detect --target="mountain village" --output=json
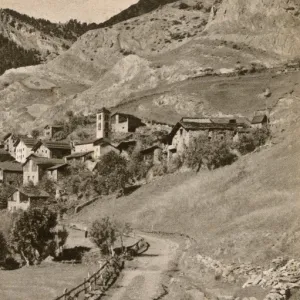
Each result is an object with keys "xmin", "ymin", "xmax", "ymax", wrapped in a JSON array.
[{"xmin": 0, "ymin": 107, "xmax": 269, "ymax": 212}]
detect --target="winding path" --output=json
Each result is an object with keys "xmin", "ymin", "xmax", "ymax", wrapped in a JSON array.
[{"xmin": 103, "ymin": 234, "xmax": 179, "ymax": 300}]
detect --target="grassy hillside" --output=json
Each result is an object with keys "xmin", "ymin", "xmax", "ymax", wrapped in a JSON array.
[{"xmin": 73, "ymin": 110, "xmax": 300, "ymax": 266}]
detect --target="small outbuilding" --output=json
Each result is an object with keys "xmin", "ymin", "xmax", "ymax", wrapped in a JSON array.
[
  {"xmin": 7, "ymin": 188, "xmax": 50, "ymax": 212},
  {"xmin": 0, "ymin": 162, "xmax": 23, "ymax": 186},
  {"xmin": 140, "ymin": 145, "xmax": 162, "ymax": 165},
  {"xmin": 111, "ymin": 113, "xmax": 144, "ymax": 133},
  {"xmin": 65, "ymin": 151, "xmax": 94, "ymax": 163},
  {"xmin": 47, "ymin": 164, "xmax": 69, "ymax": 182}
]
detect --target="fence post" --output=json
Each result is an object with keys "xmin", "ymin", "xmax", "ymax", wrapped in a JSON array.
[
  {"xmin": 64, "ymin": 288, "xmax": 68, "ymax": 300},
  {"xmin": 84, "ymin": 277, "xmax": 87, "ymax": 294}
]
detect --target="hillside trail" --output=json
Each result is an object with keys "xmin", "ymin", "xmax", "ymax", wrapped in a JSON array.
[
  {"xmin": 102, "ymin": 233, "xmax": 180, "ymax": 300},
  {"xmin": 64, "ymin": 223, "xmax": 181, "ymax": 299}
]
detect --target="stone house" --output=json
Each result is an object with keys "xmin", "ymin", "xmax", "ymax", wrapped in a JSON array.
[
  {"xmin": 7, "ymin": 188, "xmax": 49, "ymax": 212},
  {"xmin": 65, "ymin": 151, "xmax": 94, "ymax": 164},
  {"xmin": 251, "ymin": 115, "xmax": 269, "ymax": 129},
  {"xmin": 0, "ymin": 162, "xmax": 23, "ymax": 186},
  {"xmin": 15, "ymin": 137, "xmax": 37, "ymax": 163},
  {"xmin": 32, "ymin": 141, "xmax": 71, "ymax": 159},
  {"xmin": 111, "ymin": 113, "xmax": 144, "ymax": 133},
  {"xmin": 47, "ymin": 164, "xmax": 69, "ymax": 182},
  {"xmin": 23, "ymin": 155, "xmax": 65, "ymax": 185},
  {"xmin": 43, "ymin": 125, "xmax": 64, "ymax": 139},
  {"xmin": 73, "ymin": 138, "xmax": 119, "ymax": 160},
  {"xmin": 140, "ymin": 145, "xmax": 162, "ymax": 165},
  {"xmin": 3, "ymin": 133, "xmax": 19, "ymax": 158},
  {"xmin": 167, "ymin": 120, "xmax": 240, "ymax": 158}
]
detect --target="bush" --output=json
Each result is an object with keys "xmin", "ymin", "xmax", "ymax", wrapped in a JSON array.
[
  {"xmin": 31, "ymin": 129, "xmax": 40, "ymax": 139},
  {"xmin": 89, "ymin": 217, "xmax": 117, "ymax": 255},
  {"xmin": 0, "ymin": 231, "xmax": 8, "ymax": 263},
  {"xmin": 168, "ymin": 154, "xmax": 184, "ymax": 173}
]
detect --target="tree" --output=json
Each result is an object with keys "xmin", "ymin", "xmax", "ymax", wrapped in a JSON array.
[
  {"xmin": 115, "ymin": 222, "xmax": 132, "ymax": 251},
  {"xmin": 94, "ymin": 151, "xmax": 130, "ymax": 195},
  {"xmin": 234, "ymin": 127, "xmax": 270, "ymax": 155},
  {"xmin": 127, "ymin": 148, "xmax": 151, "ymax": 181},
  {"xmin": 185, "ymin": 136, "xmax": 237, "ymax": 171},
  {"xmin": 31, "ymin": 129, "xmax": 40, "ymax": 139},
  {"xmin": 89, "ymin": 217, "xmax": 117, "ymax": 255},
  {"xmin": 66, "ymin": 110, "xmax": 74, "ymax": 119},
  {"xmin": 9, "ymin": 207, "xmax": 60, "ymax": 265},
  {"xmin": 0, "ymin": 231, "xmax": 8, "ymax": 263}
]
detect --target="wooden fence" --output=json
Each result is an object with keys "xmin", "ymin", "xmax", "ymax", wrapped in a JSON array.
[{"xmin": 54, "ymin": 257, "xmax": 123, "ymax": 300}]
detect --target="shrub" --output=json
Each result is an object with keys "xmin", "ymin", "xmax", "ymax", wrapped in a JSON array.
[
  {"xmin": 0, "ymin": 231, "xmax": 8, "ymax": 263},
  {"xmin": 179, "ymin": 2, "xmax": 190, "ymax": 9},
  {"xmin": 168, "ymin": 154, "xmax": 184, "ymax": 173},
  {"xmin": 31, "ymin": 129, "xmax": 40, "ymax": 139},
  {"xmin": 89, "ymin": 217, "xmax": 117, "ymax": 255}
]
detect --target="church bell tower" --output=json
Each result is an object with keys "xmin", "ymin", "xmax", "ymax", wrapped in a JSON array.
[{"xmin": 96, "ymin": 107, "xmax": 111, "ymax": 139}]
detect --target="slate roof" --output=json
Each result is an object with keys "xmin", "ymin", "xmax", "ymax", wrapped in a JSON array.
[
  {"xmin": 0, "ymin": 162, "xmax": 23, "ymax": 172},
  {"xmin": 116, "ymin": 140, "xmax": 137, "ymax": 150},
  {"xmin": 32, "ymin": 141, "xmax": 71, "ymax": 152},
  {"xmin": 24, "ymin": 155, "xmax": 65, "ymax": 166},
  {"xmin": 180, "ymin": 122, "xmax": 238, "ymax": 130},
  {"xmin": 111, "ymin": 112, "xmax": 141, "ymax": 121},
  {"xmin": 17, "ymin": 188, "xmax": 49, "ymax": 198},
  {"xmin": 44, "ymin": 125, "xmax": 63, "ymax": 129},
  {"xmin": 66, "ymin": 151, "xmax": 94, "ymax": 159},
  {"xmin": 3, "ymin": 133, "xmax": 12, "ymax": 141},
  {"xmin": 14, "ymin": 137, "xmax": 37, "ymax": 147},
  {"xmin": 47, "ymin": 163, "xmax": 68, "ymax": 171},
  {"xmin": 140, "ymin": 145, "xmax": 162, "ymax": 155},
  {"xmin": 75, "ymin": 138, "xmax": 112, "ymax": 146},
  {"xmin": 169, "ymin": 121, "xmax": 239, "ymax": 140},
  {"xmin": 251, "ymin": 115, "xmax": 267, "ymax": 124}
]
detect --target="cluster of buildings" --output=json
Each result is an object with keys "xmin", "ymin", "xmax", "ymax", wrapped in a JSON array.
[{"xmin": 0, "ymin": 107, "xmax": 268, "ymax": 212}]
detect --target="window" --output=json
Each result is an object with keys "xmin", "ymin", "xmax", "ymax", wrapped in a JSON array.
[
  {"xmin": 180, "ymin": 129, "xmax": 183, "ymax": 136},
  {"xmin": 98, "ymin": 123, "xmax": 102, "ymax": 130}
]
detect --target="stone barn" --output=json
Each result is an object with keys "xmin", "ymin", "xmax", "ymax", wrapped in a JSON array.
[
  {"xmin": 7, "ymin": 188, "xmax": 49, "ymax": 212},
  {"xmin": 0, "ymin": 162, "xmax": 23, "ymax": 186},
  {"xmin": 111, "ymin": 113, "xmax": 144, "ymax": 133}
]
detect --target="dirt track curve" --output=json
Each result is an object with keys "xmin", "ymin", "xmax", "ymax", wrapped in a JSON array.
[{"xmin": 103, "ymin": 233, "xmax": 180, "ymax": 300}]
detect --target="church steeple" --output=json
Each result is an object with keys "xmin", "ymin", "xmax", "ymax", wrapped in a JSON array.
[{"xmin": 96, "ymin": 107, "xmax": 111, "ymax": 139}]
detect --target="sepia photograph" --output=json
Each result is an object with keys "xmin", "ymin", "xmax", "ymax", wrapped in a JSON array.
[{"xmin": 0, "ymin": 0, "xmax": 299, "ymax": 299}]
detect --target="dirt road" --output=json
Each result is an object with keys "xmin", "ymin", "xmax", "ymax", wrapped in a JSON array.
[{"xmin": 103, "ymin": 233, "xmax": 180, "ymax": 300}]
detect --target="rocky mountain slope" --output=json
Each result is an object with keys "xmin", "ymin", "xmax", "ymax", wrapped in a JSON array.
[{"xmin": 0, "ymin": 0, "xmax": 300, "ymax": 132}]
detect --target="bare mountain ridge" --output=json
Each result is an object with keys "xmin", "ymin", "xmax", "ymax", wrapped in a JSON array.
[{"xmin": 0, "ymin": 0, "xmax": 300, "ymax": 132}]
